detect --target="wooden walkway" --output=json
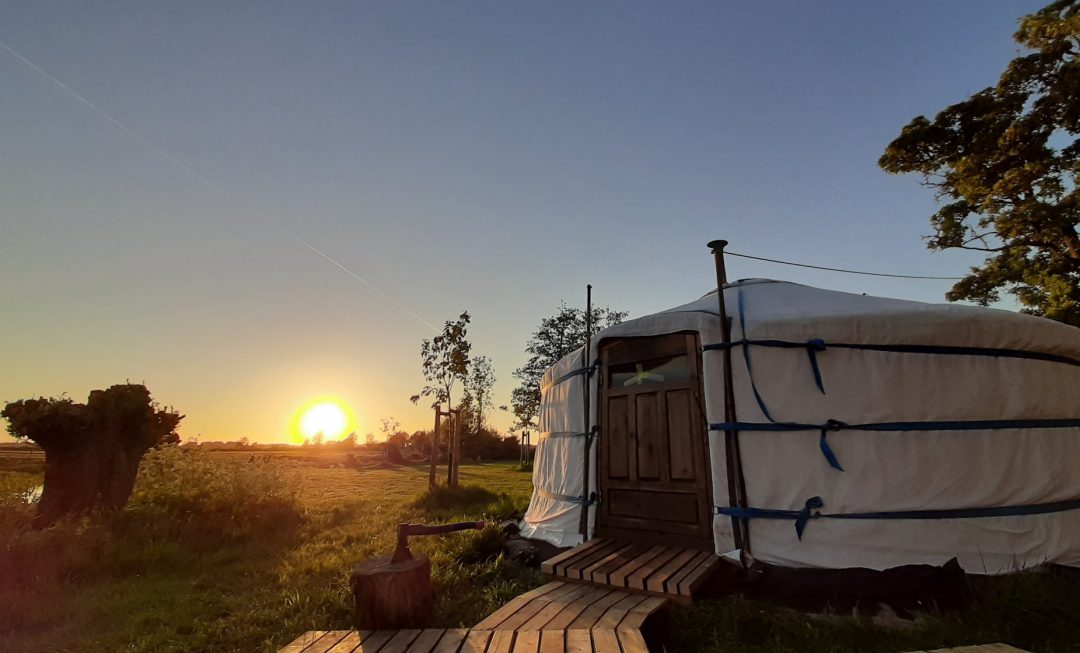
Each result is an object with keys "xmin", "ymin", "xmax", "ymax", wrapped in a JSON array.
[
  {"xmin": 912, "ymin": 646, "xmax": 1029, "ymax": 653},
  {"xmin": 279, "ymin": 627, "xmax": 648, "ymax": 653},
  {"xmin": 539, "ymin": 538, "xmax": 720, "ymax": 602},
  {"xmin": 473, "ymin": 581, "xmax": 666, "ymax": 632},
  {"xmin": 280, "ymin": 581, "xmax": 665, "ymax": 653}
]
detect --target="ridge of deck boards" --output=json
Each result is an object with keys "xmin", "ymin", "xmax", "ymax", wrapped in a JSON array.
[
  {"xmin": 279, "ymin": 627, "xmax": 650, "ymax": 653},
  {"xmin": 472, "ymin": 581, "xmax": 666, "ymax": 632},
  {"xmin": 540, "ymin": 538, "xmax": 720, "ymax": 601},
  {"xmin": 280, "ymin": 581, "xmax": 664, "ymax": 653}
]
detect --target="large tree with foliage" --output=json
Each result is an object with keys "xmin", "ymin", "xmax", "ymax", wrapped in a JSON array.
[
  {"xmin": 2, "ymin": 384, "xmax": 182, "ymax": 526},
  {"xmin": 460, "ymin": 354, "xmax": 495, "ymax": 433},
  {"xmin": 511, "ymin": 303, "xmax": 628, "ymax": 431},
  {"xmin": 879, "ymin": 0, "xmax": 1080, "ymax": 324}
]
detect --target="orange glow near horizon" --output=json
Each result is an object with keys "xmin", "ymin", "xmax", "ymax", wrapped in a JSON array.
[{"xmin": 291, "ymin": 397, "xmax": 356, "ymax": 443}]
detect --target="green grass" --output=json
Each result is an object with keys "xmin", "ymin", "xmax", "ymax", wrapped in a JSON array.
[
  {"xmin": 4, "ymin": 446, "xmax": 1080, "ymax": 653},
  {"xmin": 0, "ymin": 448, "xmax": 542, "ymax": 653},
  {"xmin": 665, "ymin": 568, "xmax": 1080, "ymax": 653}
]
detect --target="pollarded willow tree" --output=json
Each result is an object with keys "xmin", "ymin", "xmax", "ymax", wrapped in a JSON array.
[
  {"xmin": 879, "ymin": 0, "xmax": 1080, "ymax": 325},
  {"xmin": 2, "ymin": 384, "xmax": 182, "ymax": 526}
]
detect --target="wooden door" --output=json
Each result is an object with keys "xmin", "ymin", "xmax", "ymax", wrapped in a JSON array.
[{"xmin": 596, "ymin": 332, "xmax": 713, "ymax": 549}]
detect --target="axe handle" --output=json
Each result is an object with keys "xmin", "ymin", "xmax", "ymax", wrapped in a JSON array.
[{"xmin": 392, "ymin": 521, "xmax": 486, "ymax": 562}]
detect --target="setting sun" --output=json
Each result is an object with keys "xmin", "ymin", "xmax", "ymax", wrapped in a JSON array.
[{"xmin": 292, "ymin": 398, "xmax": 355, "ymax": 442}]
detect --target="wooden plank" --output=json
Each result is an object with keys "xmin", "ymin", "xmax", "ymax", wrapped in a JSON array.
[
  {"xmin": 661, "ymin": 550, "xmax": 711, "ymax": 595},
  {"xmin": 666, "ymin": 390, "xmax": 695, "ymax": 481},
  {"xmin": 431, "ymin": 629, "xmax": 469, "ymax": 653},
  {"xmin": 485, "ymin": 631, "xmax": 516, "ymax": 653},
  {"xmin": 279, "ymin": 631, "xmax": 329, "ymax": 653},
  {"xmin": 616, "ymin": 629, "xmax": 648, "ymax": 653},
  {"xmin": 539, "ymin": 630, "xmax": 565, "ymax": 653},
  {"xmin": 512, "ymin": 631, "xmax": 541, "ymax": 653},
  {"xmin": 618, "ymin": 596, "xmax": 667, "ymax": 631},
  {"xmin": 578, "ymin": 543, "xmax": 637, "ymax": 583},
  {"xmin": 541, "ymin": 539, "xmax": 608, "ymax": 575},
  {"xmin": 634, "ymin": 392, "xmax": 661, "ymax": 479},
  {"xmin": 474, "ymin": 583, "xmax": 567, "ymax": 630},
  {"xmin": 300, "ymin": 631, "xmax": 351, "ymax": 653},
  {"xmin": 459, "ymin": 630, "xmax": 492, "ymax": 653},
  {"xmin": 519, "ymin": 583, "xmax": 594, "ymax": 631},
  {"xmin": 325, "ymin": 631, "xmax": 372, "ymax": 653},
  {"xmin": 564, "ymin": 630, "xmax": 592, "ymax": 653},
  {"xmin": 378, "ymin": 629, "xmax": 422, "ymax": 653},
  {"xmin": 645, "ymin": 548, "xmax": 699, "ymax": 594},
  {"xmin": 563, "ymin": 541, "xmax": 625, "ymax": 580},
  {"xmin": 542, "ymin": 586, "xmax": 612, "ymax": 630},
  {"xmin": 589, "ymin": 629, "xmax": 621, "ymax": 653},
  {"xmin": 594, "ymin": 594, "xmax": 649, "ymax": 630},
  {"xmin": 626, "ymin": 547, "xmax": 682, "ymax": 591},
  {"xmin": 495, "ymin": 583, "xmax": 585, "ymax": 632},
  {"xmin": 587, "ymin": 545, "xmax": 647, "ymax": 585},
  {"xmin": 607, "ymin": 546, "xmax": 666, "ymax": 587},
  {"xmin": 606, "ymin": 395, "xmax": 631, "ymax": 480},
  {"xmin": 403, "ymin": 630, "xmax": 446, "ymax": 653},
  {"xmin": 358, "ymin": 630, "xmax": 398, "ymax": 652},
  {"xmin": 924, "ymin": 648, "xmax": 1030, "ymax": 653},
  {"xmin": 566, "ymin": 590, "xmax": 629, "ymax": 630},
  {"xmin": 677, "ymin": 553, "xmax": 721, "ymax": 596}
]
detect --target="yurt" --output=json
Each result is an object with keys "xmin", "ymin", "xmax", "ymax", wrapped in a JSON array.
[{"xmin": 520, "ymin": 275, "xmax": 1080, "ymax": 574}]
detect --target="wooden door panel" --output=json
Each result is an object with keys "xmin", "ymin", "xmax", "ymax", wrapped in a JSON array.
[
  {"xmin": 607, "ymin": 489, "xmax": 700, "ymax": 525},
  {"xmin": 666, "ymin": 390, "xmax": 696, "ymax": 481},
  {"xmin": 607, "ymin": 396, "xmax": 630, "ymax": 480},
  {"xmin": 634, "ymin": 392, "xmax": 661, "ymax": 480}
]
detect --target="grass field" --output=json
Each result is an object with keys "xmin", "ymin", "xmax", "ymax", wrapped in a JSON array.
[
  {"xmin": 2, "ymin": 444, "xmax": 1079, "ymax": 653},
  {"xmin": 0, "ymin": 445, "xmax": 542, "ymax": 653}
]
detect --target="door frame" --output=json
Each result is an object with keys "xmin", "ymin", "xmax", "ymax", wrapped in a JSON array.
[{"xmin": 594, "ymin": 331, "xmax": 714, "ymax": 550}]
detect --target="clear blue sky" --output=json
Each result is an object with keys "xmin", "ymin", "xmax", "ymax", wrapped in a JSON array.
[{"xmin": 0, "ymin": 1, "xmax": 1043, "ymax": 442}]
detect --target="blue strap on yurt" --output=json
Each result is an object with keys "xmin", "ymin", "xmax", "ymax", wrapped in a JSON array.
[
  {"xmin": 716, "ymin": 495, "xmax": 1080, "ymax": 541},
  {"xmin": 703, "ymin": 339, "xmax": 1080, "ymax": 370},
  {"xmin": 709, "ymin": 418, "xmax": 1080, "ymax": 471},
  {"xmin": 537, "ymin": 490, "xmax": 598, "ymax": 506},
  {"xmin": 705, "ymin": 337, "xmax": 829, "ymax": 393},
  {"xmin": 545, "ymin": 431, "xmax": 590, "ymax": 439},
  {"xmin": 540, "ymin": 364, "xmax": 597, "ymax": 392},
  {"xmin": 735, "ymin": 290, "xmax": 782, "ymax": 420}
]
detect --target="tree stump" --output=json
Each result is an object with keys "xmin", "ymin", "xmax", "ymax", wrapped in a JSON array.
[{"xmin": 350, "ymin": 554, "xmax": 434, "ymax": 629}]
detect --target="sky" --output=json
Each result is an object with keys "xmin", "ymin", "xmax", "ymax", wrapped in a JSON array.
[{"xmin": 0, "ymin": 0, "xmax": 1045, "ymax": 444}]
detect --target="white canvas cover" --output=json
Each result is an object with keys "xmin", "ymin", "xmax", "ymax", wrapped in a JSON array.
[{"xmin": 520, "ymin": 279, "xmax": 1080, "ymax": 573}]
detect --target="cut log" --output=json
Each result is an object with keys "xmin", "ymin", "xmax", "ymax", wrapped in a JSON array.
[{"xmin": 350, "ymin": 554, "xmax": 434, "ymax": 629}]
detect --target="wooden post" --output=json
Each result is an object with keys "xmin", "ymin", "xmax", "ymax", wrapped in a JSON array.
[
  {"xmin": 446, "ymin": 409, "xmax": 454, "ymax": 487},
  {"xmin": 708, "ymin": 239, "xmax": 749, "ymax": 555},
  {"xmin": 428, "ymin": 405, "xmax": 440, "ymax": 489},
  {"xmin": 578, "ymin": 284, "xmax": 593, "ymax": 538},
  {"xmin": 451, "ymin": 409, "xmax": 462, "ymax": 487}
]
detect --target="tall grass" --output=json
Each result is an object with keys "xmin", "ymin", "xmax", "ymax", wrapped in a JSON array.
[{"xmin": 0, "ymin": 453, "xmax": 539, "ymax": 652}]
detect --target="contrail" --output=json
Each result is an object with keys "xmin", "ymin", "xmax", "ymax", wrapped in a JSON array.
[
  {"xmin": 0, "ymin": 38, "xmax": 230, "ymax": 199},
  {"xmin": 296, "ymin": 238, "xmax": 438, "ymax": 332},
  {"xmin": 1, "ymin": 37, "xmax": 437, "ymax": 332}
]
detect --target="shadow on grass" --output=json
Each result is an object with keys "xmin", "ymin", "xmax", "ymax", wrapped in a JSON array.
[
  {"xmin": 664, "ymin": 566, "xmax": 1080, "ymax": 653},
  {"xmin": 411, "ymin": 484, "xmax": 499, "ymax": 514}
]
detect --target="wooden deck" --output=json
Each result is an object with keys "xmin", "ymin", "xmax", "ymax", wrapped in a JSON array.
[
  {"xmin": 280, "ymin": 581, "xmax": 666, "ymax": 653},
  {"xmin": 472, "ymin": 581, "xmax": 666, "ymax": 632},
  {"xmin": 539, "ymin": 538, "xmax": 720, "ymax": 602},
  {"xmin": 912, "ymin": 646, "xmax": 1029, "ymax": 653},
  {"xmin": 279, "ymin": 627, "xmax": 650, "ymax": 653}
]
